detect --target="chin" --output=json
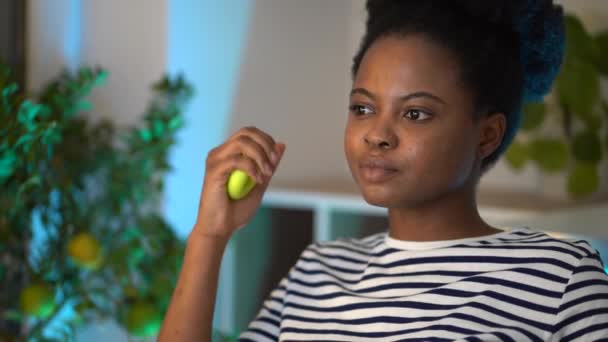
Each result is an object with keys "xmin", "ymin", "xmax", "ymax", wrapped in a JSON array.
[
  {"xmin": 359, "ymin": 186, "xmax": 400, "ymax": 208},
  {"xmin": 359, "ymin": 181, "xmax": 431, "ymax": 209}
]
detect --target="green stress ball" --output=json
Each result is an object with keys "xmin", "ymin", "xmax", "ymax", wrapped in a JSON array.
[{"xmin": 227, "ymin": 169, "xmax": 257, "ymax": 200}]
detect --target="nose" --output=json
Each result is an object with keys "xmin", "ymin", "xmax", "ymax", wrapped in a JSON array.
[{"xmin": 364, "ymin": 120, "xmax": 397, "ymax": 150}]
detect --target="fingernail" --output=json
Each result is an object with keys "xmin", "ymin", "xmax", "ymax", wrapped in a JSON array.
[{"xmin": 270, "ymin": 151, "xmax": 278, "ymax": 164}]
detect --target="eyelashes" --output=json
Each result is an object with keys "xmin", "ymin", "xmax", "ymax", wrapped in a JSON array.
[
  {"xmin": 349, "ymin": 104, "xmax": 373, "ymax": 116},
  {"xmin": 405, "ymin": 109, "xmax": 431, "ymax": 121},
  {"xmin": 348, "ymin": 104, "xmax": 432, "ymax": 121}
]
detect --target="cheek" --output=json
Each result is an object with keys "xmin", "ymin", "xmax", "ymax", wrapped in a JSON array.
[
  {"xmin": 429, "ymin": 129, "xmax": 477, "ymax": 183},
  {"xmin": 405, "ymin": 127, "xmax": 477, "ymax": 182},
  {"xmin": 344, "ymin": 124, "xmax": 357, "ymax": 163}
]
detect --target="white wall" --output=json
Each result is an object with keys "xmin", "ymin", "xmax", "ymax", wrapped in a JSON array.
[
  {"xmin": 27, "ymin": 0, "xmax": 80, "ymax": 92},
  {"xmin": 227, "ymin": 0, "xmax": 354, "ymax": 191},
  {"xmin": 28, "ymin": 0, "xmax": 167, "ymax": 127},
  {"xmin": 79, "ymin": 0, "xmax": 167, "ymax": 127}
]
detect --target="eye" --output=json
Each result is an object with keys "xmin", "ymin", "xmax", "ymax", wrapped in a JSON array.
[
  {"xmin": 404, "ymin": 109, "xmax": 431, "ymax": 121},
  {"xmin": 349, "ymin": 104, "xmax": 373, "ymax": 116}
]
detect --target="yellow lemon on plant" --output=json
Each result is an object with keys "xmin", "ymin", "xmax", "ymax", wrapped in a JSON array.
[
  {"xmin": 67, "ymin": 232, "xmax": 103, "ymax": 270},
  {"xmin": 20, "ymin": 283, "xmax": 55, "ymax": 318},
  {"xmin": 125, "ymin": 301, "xmax": 163, "ymax": 338}
]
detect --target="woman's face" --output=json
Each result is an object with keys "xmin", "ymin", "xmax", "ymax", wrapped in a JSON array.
[{"xmin": 344, "ymin": 34, "xmax": 484, "ymax": 208}]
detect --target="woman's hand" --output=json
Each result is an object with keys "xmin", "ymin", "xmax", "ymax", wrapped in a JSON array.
[{"xmin": 193, "ymin": 126, "xmax": 286, "ymax": 238}]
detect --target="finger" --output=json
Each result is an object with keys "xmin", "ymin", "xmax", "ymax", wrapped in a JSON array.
[
  {"xmin": 249, "ymin": 143, "xmax": 285, "ymax": 186},
  {"xmin": 219, "ymin": 152, "xmax": 265, "ymax": 184},
  {"xmin": 208, "ymin": 139, "xmax": 271, "ymax": 182},
  {"xmin": 248, "ymin": 127, "xmax": 279, "ymax": 164},
  {"xmin": 231, "ymin": 126, "xmax": 278, "ymax": 165},
  {"xmin": 231, "ymin": 135, "xmax": 275, "ymax": 178}
]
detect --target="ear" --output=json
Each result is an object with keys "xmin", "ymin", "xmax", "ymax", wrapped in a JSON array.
[{"xmin": 478, "ymin": 112, "xmax": 506, "ymax": 160}]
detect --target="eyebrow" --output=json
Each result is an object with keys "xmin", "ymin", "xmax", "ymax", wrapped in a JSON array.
[{"xmin": 349, "ymin": 88, "xmax": 446, "ymax": 105}]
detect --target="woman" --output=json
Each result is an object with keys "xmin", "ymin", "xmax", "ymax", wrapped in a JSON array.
[{"xmin": 159, "ymin": 1, "xmax": 608, "ymax": 341}]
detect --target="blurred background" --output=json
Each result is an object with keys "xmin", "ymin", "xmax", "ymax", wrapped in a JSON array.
[{"xmin": 1, "ymin": 0, "xmax": 607, "ymax": 341}]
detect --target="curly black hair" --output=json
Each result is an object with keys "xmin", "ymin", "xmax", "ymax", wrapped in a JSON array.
[{"xmin": 351, "ymin": 0, "xmax": 565, "ymax": 173}]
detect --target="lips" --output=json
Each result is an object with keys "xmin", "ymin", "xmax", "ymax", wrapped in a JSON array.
[
  {"xmin": 360, "ymin": 167, "xmax": 398, "ymax": 182},
  {"xmin": 359, "ymin": 156, "xmax": 399, "ymax": 170},
  {"xmin": 359, "ymin": 157, "xmax": 399, "ymax": 183}
]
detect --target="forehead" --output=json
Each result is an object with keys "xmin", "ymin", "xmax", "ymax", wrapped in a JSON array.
[{"xmin": 353, "ymin": 34, "xmax": 464, "ymax": 99}]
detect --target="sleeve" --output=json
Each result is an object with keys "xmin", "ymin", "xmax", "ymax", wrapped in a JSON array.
[
  {"xmin": 238, "ymin": 243, "xmax": 315, "ymax": 342},
  {"xmin": 552, "ymin": 249, "xmax": 608, "ymax": 341},
  {"xmin": 237, "ymin": 273, "xmax": 290, "ymax": 342}
]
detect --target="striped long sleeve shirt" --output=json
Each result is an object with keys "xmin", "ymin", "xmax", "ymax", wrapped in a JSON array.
[{"xmin": 238, "ymin": 226, "xmax": 608, "ymax": 341}]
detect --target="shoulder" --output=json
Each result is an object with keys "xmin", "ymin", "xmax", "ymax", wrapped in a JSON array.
[
  {"xmin": 516, "ymin": 227, "xmax": 601, "ymax": 256},
  {"xmin": 504, "ymin": 227, "xmax": 604, "ymax": 273}
]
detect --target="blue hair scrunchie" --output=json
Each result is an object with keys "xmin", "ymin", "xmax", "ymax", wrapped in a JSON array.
[{"xmin": 462, "ymin": 0, "xmax": 566, "ymax": 102}]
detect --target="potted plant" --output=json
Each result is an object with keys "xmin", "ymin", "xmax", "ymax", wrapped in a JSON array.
[{"xmin": 0, "ymin": 62, "xmax": 192, "ymax": 341}]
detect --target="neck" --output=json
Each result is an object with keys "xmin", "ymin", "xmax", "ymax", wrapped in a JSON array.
[{"xmin": 387, "ymin": 182, "xmax": 499, "ymax": 242}]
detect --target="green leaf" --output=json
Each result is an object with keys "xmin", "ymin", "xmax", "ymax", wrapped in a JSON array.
[
  {"xmin": 572, "ymin": 130, "xmax": 602, "ymax": 164},
  {"xmin": 567, "ymin": 162, "xmax": 599, "ymax": 197},
  {"xmin": 0, "ymin": 63, "xmax": 12, "ymax": 83},
  {"xmin": 505, "ymin": 141, "xmax": 529, "ymax": 170},
  {"xmin": 120, "ymin": 226, "xmax": 142, "ymax": 242},
  {"xmin": 17, "ymin": 100, "xmax": 45, "ymax": 131},
  {"xmin": 582, "ymin": 113, "xmax": 603, "ymax": 132},
  {"xmin": 529, "ymin": 138, "xmax": 569, "ymax": 172},
  {"xmin": 153, "ymin": 76, "xmax": 170, "ymax": 92},
  {"xmin": 556, "ymin": 57, "xmax": 600, "ymax": 122},
  {"xmin": 14, "ymin": 134, "xmax": 33, "ymax": 149},
  {"xmin": 564, "ymin": 15, "xmax": 600, "ymax": 62},
  {"xmin": 521, "ymin": 102, "xmax": 546, "ymax": 131},
  {"xmin": 41, "ymin": 122, "xmax": 62, "ymax": 146},
  {"xmin": 75, "ymin": 100, "xmax": 92, "ymax": 113},
  {"xmin": 94, "ymin": 70, "xmax": 109, "ymax": 87},
  {"xmin": 16, "ymin": 175, "xmax": 42, "ymax": 198},
  {"xmin": 168, "ymin": 116, "xmax": 183, "ymax": 131},
  {"xmin": 0, "ymin": 150, "xmax": 17, "ymax": 180},
  {"xmin": 153, "ymin": 120, "xmax": 164, "ymax": 137},
  {"xmin": 593, "ymin": 30, "xmax": 608, "ymax": 75},
  {"xmin": 139, "ymin": 129, "xmax": 152, "ymax": 142},
  {"xmin": 128, "ymin": 248, "xmax": 146, "ymax": 269},
  {"xmin": 2, "ymin": 83, "xmax": 18, "ymax": 99}
]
